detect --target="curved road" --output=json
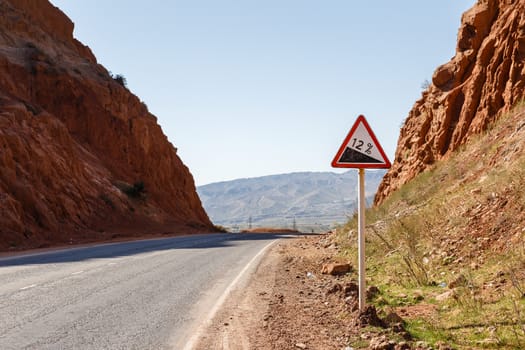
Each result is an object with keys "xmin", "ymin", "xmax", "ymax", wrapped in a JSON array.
[{"xmin": 0, "ymin": 233, "xmax": 286, "ymax": 349}]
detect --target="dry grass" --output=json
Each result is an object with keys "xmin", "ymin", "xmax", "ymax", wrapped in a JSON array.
[{"xmin": 336, "ymin": 102, "xmax": 525, "ymax": 349}]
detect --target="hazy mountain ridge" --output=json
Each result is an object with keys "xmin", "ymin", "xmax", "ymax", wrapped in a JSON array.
[{"xmin": 198, "ymin": 170, "xmax": 385, "ymax": 231}]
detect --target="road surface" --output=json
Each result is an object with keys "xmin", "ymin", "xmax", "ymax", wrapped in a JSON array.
[{"xmin": 0, "ymin": 233, "xmax": 285, "ymax": 349}]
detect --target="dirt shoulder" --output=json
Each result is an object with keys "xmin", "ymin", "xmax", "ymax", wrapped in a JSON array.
[
  {"xmin": 194, "ymin": 234, "xmax": 362, "ymax": 350},
  {"xmin": 195, "ymin": 233, "xmax": 440, "ymax": 350}
]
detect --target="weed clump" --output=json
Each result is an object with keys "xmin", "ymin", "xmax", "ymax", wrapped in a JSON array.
[
  {"xmin": 213, "ymin": 225, "xmax": 229, "ymax": 233},
  {"xmin": 109, "ymin": 72, "xmax": 127, "ymax": 87},
  {"xmin": 122, "ymin": 181, "xmax": 146, "ymax": 199}
]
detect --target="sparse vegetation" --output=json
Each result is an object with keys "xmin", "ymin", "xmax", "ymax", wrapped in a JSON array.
[
  {"xmin": 100, "ymin": 194, "xmax": 115, "ymax": 208},
  {"xmin": 213, "ymin": 225, "xmax": 229, "ymax": 233},
  {"xmin": 336, "ymin": 101, "xmax": 525, "ymax": 349},
  {"xmin": 110, "ymin": 72, "xmax": 127, "ymax": 87},
  {"xmin": 117, "ymin": 181, "xmax": 146, "ymax": 199},
  {"xmin": 421, "ymin": 79, "xmax": 431, "ymax": 90}
]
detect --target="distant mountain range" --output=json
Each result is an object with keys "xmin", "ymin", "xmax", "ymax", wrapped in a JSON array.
[{"xmin": 197, "ymin": 170, "xmax": 386, "ymax": 232}]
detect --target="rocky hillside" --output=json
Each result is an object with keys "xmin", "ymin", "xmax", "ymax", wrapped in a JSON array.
[
  {"xmin": 376, "ymin": 0, "xmax": 525, "ymax": 204},
  {"xmin": 336, "ymin": 100, "xmax": 525, "ymax": 349},
  {"xmin": 198, "ymin": 171, "xmax": 385, "ymax": 231},
  {"xmin": 0, "ymin": 0, "xmax": 212, "ymax": 250},
  {"xmin": 332, "ymin": 1, "xmax": 525, "ymax": 347}
]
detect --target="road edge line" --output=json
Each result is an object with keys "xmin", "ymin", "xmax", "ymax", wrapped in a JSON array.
[{"xmin": 181, "ymin": 239, "xmax": 278, "ymax": 350}]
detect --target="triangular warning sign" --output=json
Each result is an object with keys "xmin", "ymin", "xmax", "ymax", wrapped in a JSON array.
[{"xmin": 331, "ymin": 115, "xmax": 391, "ymax": 169}]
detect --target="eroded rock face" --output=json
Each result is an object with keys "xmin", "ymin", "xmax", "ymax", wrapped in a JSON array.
[
  {"xmin": 0, "ymin": 0, "xmax": 212, "ymax": 250},
  {"xmin": 375, "ymin": 0, "xmax": 525, "ymax": 204}
]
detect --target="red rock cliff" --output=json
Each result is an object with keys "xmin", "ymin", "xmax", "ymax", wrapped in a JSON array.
[
  {"xmin": 0, "ymin": 0, "xmax": 213, "ymax": 250},
  {"xmin": 375, "ymin": 0, "xmax": 525, "ymax": 204}
]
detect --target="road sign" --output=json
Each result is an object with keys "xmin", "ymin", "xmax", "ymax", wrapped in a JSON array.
[
  {"xmin": 331, "ymin": 115, "xmax": 391, "ymax": 312},
  {"xmin": 331, "ymin": 115, "xmax": 391, "ymax": 168}
]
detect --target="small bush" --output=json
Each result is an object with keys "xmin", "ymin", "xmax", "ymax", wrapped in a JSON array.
[
  {"xmin": 123, "ymin": 181, "xmax": 146, "ymax": 198},
  {"xmin": 421, "ymin": 79, "xmax": 431, "ymax": 90},
  {"xmin": 100, "ymin": 194, "xmax": 115, "ymax": 208},
  {"xmin": 111, "ymin": 72, "xmax": 127, "ymax": 87},
  {"xmin": 213, "ymin": 225, "xmax": 229, "ymax": 233}
]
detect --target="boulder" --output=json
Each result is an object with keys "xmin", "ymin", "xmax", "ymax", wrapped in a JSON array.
[{"xmin": 321, "ymin": 262, "xmax": 352, "ymax": 275}]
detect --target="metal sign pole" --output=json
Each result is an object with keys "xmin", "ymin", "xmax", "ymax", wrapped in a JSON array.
[
  {"xmin": 358, "ymin": 168, "xmax": 366, "ymax": 311},
  {"xmin": 330, "ymin": 115, "xmax": 391, "ymax": 311}
]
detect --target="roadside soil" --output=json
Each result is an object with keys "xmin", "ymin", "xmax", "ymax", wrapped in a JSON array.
[
  {"xmin": 195, "ymin": 233, "xmax": 406, "ymax": 350},
  {"xmin": 196, "ymin": 233, "xmax": 443, "ymax": 350}
]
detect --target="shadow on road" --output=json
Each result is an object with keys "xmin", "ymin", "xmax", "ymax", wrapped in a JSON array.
[{"xmin": 0, "ymin": 233, "xmax": 309, "ymax": 267}]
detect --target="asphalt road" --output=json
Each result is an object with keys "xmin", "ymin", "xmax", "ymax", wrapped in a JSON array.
[{"xmin": 0, "ymin": 233, "xmax": 285, "ymax": 350}]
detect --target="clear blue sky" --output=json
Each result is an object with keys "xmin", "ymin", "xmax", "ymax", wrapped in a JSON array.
[{"xmin": 50, "ymin": 0, "xmax": 474, "ymax": 186}]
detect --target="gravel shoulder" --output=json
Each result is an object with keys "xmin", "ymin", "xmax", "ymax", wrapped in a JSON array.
[
  {"xmin": 194, "ymin": 237, "xmax": 281, "ymax": 349},
  {"xmin": 194, "ymin": 234, "xmax": 355, "ymax": 350},
  {"xmin": 194, "ymin": 233, "xmax": 433, "ymax": 350}
]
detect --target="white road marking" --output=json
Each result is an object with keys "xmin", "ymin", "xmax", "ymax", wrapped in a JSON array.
[
  {"xmin": 71, "ymin": 271, "xmax": 84, "ymax": 275},
  {"xmin": 20, "ymin": 284, "xmax": 36, "ymax": 291},
  {"xmin": 181, "ymin": 240, "xmax": 278, "ymax": 350}
]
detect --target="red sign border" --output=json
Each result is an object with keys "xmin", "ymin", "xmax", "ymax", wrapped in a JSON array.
[{"xmin": 331, "ymin": 115, "xmax": 392, "ymax": 169}]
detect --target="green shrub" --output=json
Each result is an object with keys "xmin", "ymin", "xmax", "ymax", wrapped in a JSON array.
[
  {"xmin": 110, "ymin": 72, "xmax": 127, "ymax": 87},
  {"xmin": 123, "ymin": 181, "xmax": 145, "ymax": 198},
  {"xmin": 213, "ymin": 225, "xmax": 229, "ymax": 233}
]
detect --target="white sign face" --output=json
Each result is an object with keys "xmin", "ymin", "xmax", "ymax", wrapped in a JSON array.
[
  {"xmin": 331, "ymin": 115, "xmax": 391, "ymax": 169},
  {"xmin": 345, "ymin": 122, "xmax": 385, "ymax": 162}
]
